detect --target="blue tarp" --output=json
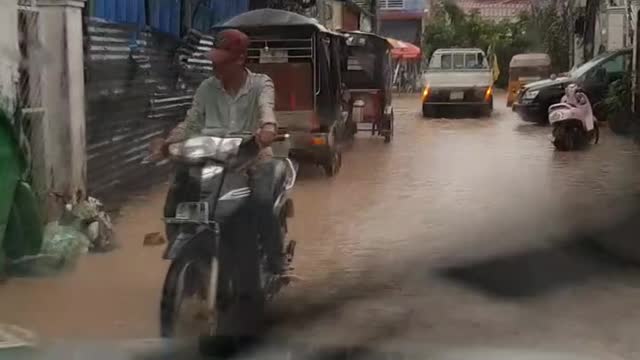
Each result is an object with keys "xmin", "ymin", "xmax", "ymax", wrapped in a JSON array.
[
  {"xmin": 92, "ymin": 0, "xmax": 146, "ymax": 28},
  {"xmin": 148, "ymin": 0, "xmax": 182, "ymax": 36},
  {"xmin": 91, "ymin": 0, "xmax": 249, "ymax": 36}
]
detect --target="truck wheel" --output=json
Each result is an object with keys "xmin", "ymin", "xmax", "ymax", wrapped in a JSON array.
[{"xmin": 480, "ymin": 104, "xmax": 492, "ymax": 117}]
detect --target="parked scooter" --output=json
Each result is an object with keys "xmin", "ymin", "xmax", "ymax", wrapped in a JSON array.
[
  {"xmin": 152, "ymin": 130, "xmax": 297, "ymax": 338},
  {"xmin": 548, "ymin": 84, "xmax": 599, "ymax": 151}
]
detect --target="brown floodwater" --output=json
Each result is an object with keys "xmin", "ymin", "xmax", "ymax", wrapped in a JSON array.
[{"xmin": 3, "ymin": 93, "xmax": 640, "ymax": 358}]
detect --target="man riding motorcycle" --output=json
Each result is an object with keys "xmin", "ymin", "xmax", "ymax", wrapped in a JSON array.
[{"xmin": 149, "ymin": 29, "xmax": 285, "ymax": 275}]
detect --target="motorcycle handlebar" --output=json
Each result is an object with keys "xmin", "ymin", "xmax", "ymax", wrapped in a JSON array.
[
  {"xmin": 143, "ymin": 130, "xmax": 290, "ymax": 165},
  {"xmin": 274, "ymin": 133, "xmax": 290, "ymax": 142}
]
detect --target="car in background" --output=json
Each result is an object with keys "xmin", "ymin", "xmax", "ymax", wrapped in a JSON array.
[
  {"xmin": 513, "ymin": 48, "xmax": 632, "ymax": 123},
  {"xmin": 421, "ymin": 48, "xmax": 494, "ymax": 118}
]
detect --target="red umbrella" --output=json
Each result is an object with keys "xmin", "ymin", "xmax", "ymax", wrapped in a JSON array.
[{"xmin": 387, "ymin": 38, "xmax": 421, "ymax": 60}]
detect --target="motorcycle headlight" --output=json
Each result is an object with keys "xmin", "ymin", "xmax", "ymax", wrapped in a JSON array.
[
  {"xmin": 169, "ymin": 136, "xmax": 243, "ymax": 162},
  {"xmin": 522, "ymin": 90, "xmax": 539, "ymax": 100},
  {"xmin": 201, "ymin": 164, "xmax": 224, "ymax": 180},
  {"xmin": 549, "ymin": 111, "xmax": 565, "ymax": 121}
]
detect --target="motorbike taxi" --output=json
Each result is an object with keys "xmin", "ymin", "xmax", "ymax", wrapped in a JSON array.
[
  {"xmin": 153, "ymin": 130, "xmax": 297, "ymax": 338},
  {"xmin": 507, "ymin": 53, "xmax": 551, "ymax": 107}
]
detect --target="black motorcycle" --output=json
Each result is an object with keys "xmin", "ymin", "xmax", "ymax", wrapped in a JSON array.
[{"xmin": 155, "ymin": 131, "xmax": 297, "ymax": 338}]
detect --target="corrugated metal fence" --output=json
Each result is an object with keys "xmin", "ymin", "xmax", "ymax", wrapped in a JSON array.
[{"xmin": 84, "ymin": 19, "xmax": 193, "ymax": 200}]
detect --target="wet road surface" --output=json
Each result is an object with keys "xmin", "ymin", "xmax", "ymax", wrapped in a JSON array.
[{"xmin": 3, "ymin": 92, "xmax": 640, "ymax": 358}]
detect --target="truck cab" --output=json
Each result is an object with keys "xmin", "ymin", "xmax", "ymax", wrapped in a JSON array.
[{"xmin": 422, "ymin": 48, "xmax": 494, "ymax": 117}]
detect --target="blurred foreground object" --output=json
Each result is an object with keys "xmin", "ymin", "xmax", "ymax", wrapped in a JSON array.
[
  {"xmin": 0, "ymin": 323, "xmax": 36, "ymax": 350},
  {"xmin": 591, "ymin": 195, "xmax": 640, "ymax": 264}
]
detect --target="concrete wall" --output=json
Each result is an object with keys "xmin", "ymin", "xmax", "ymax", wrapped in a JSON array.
[{"xmin": 0, "ymin": 0, "xmax": 19, "ymax": 108}]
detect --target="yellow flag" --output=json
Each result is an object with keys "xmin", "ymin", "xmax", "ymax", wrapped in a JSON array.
[
  {"xmin": 487, "ymin": 44, "xmax": 500, "ymax": 82},
  {"xmin": 492, "ymin": 54, "xmax": 500, "ymax": 82}
]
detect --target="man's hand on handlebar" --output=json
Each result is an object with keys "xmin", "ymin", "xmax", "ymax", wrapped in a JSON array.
[
  {"xmin": 148, "ymin": 137, "xmax": 168, "ymax": 162},
  {"xmin": 256, "ymin": 123, "xmax": 277, "ymax": 147}
]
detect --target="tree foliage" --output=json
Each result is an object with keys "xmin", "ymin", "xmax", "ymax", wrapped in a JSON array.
[{"xmin": 423, "ymin": 0, "xmax": 571, "ymax": 87}]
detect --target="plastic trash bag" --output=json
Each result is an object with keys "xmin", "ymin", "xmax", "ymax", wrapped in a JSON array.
[
  {"xmin": 61, "ymin": 197, "xmax": 115, "ymax": 253},
  {"xmin": 6, "ymin": 195, "xmax": 114, "ymax": 276},
  {"xmin": 41, "ymin": 222, "xmax": 90, "ymax": 265},
  {"xmin": 8, "ymin": 222, "xmax": 89, "ymax": 276}
]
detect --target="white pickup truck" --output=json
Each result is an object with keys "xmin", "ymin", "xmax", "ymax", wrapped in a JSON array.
[{"xmin": 421, "ymin": 48, "xmax": 494, "ymax": 117}]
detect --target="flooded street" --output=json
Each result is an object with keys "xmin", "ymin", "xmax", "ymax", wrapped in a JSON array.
[{"xmin": 3, "ymin": 92, "xmax": 640, "ymax": 357}]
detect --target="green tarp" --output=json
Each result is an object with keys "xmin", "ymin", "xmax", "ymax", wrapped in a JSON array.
[{"xmin": 0, "ymin": 107, "xmax": 43, "ymax": 273}]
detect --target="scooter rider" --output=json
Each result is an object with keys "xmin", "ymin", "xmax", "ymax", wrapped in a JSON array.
[{"xmin": 149, "ymin": 29, "xmax": 285, "ymax": 275}]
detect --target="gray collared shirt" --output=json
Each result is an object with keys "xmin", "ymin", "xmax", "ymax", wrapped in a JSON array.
[{"xmin": 168, "ymin": 69, "xmax": 276, "ymax": 141}]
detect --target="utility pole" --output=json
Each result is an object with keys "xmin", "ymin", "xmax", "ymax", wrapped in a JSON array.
[
  {"xmin": 317, "ymin": 0, "xmax": 326, "ymax": 25},
  {"xmin": 583, "ymin": 0, "xmax": 598, "ymax": 61},
  {"xmin": 371, "ymin": 0, "xmax": 380, "ymax": 33}
]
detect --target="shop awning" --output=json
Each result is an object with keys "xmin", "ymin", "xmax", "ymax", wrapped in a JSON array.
[{"xmin": 387, "ymin": 38, "xmax": 421, "ymax": 60}]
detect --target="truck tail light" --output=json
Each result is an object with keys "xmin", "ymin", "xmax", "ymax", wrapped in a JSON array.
[
  {"xmin": 485, "ymin": 86, "xmax": 493, "ymax": 101},
  {"xmin": 422, "ymin": 86, "xmax": 430, "ymax": 101}
]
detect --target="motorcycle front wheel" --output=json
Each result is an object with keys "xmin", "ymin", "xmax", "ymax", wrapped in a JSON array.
[{"xmin": 160, "ymin": 257, "xmax": 213, "ymax": 338}]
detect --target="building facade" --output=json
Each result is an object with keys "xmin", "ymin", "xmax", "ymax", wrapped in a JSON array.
[
  {"xmin": 453, "ymin": 0, "xmax": 530, "ymax": 23},
  {"xmin": 376, "ymin": 0, "xmax": 427, "ymax": 44}
]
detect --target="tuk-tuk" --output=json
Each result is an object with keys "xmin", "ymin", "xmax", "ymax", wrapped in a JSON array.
[
  {"xmin": 214, "ymin": 9, "xmax": 347, "ymax": 176},
  {"xmin": 507, "ymin": 53, "xmax": 552, "ymax": 106},
  {"xmin": 340, "ymin": 31, "xmax": 394, "ymax": 143}
]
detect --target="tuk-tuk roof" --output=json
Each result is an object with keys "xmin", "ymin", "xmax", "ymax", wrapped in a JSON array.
[
  {"xmin": 341, "ymin": 30, "xmax": 393, "ymax": 48},
  {"xmin": 509, "ymin": 53, "xmax": 552, "ymax": 68},
  {"xmin": 217, "ymin": 9, "xmax": 343, "ymax": 36}
]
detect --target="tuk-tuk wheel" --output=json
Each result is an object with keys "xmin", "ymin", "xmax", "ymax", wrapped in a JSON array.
[
  {"xmin": 347, "ymin": 121, "xmax": 357, "ymax": 139},
  {"xmin": 384, "ymin": 114, "xmax": 394, "ymax": 144},
  {"xmin": 323, "ymin": 150, "xmax": 342, "ymax": 177}
]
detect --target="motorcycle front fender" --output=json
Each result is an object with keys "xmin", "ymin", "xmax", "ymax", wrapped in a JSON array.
[{"xmin": 163, "ymin": 226, "xmax": 216, "ymax": 260}]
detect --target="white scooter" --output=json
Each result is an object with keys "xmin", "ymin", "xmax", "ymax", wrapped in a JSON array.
[{"xmin": 548, "ymin": 84, "xmax": 599, "ymax": 151}]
